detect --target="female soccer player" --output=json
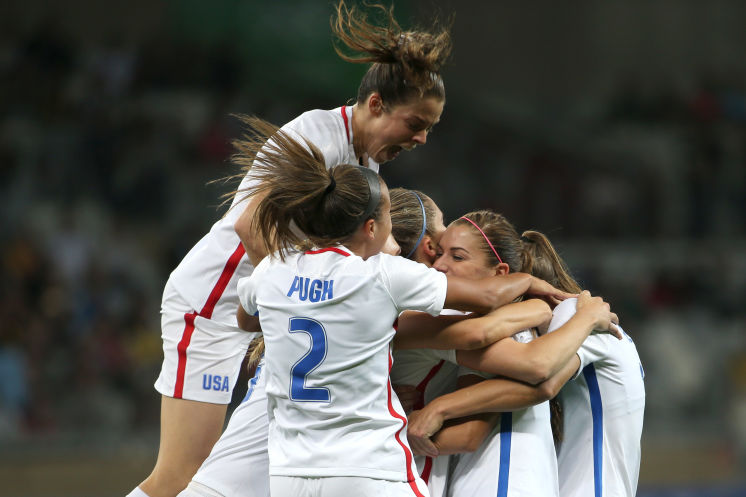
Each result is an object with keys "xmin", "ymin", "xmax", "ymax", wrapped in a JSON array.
[
  {"xmin": 233, "ymin": 119, "xmax": 575, "ymax": 497},
  {"xmin": 405, "ymin": 211, "xmax": 631, "ymax": 497},
  {"xmin": 128, "ymin": 3, "xmax": 453, "ymax": 497}
]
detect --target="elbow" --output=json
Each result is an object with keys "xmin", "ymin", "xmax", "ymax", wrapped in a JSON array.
[
  {"xmin": 524, "ymin": 358, "xmax": 552, "ymax": 386},
  {"xmin": 234, "ymin": 215, "xmax": 248, "ymax": 239},
  {"xmin": 535, "ymin": 380, "xmax": 558, "ymax": 402}
]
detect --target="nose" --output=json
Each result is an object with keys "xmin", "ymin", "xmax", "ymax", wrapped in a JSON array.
[
  {"xmin": 412, "ymin": 129, "xmax": 428, "ymax": 145},
  {"xmin": 433, "ymin": 257, "xmax": 448, "ymax": 274}
]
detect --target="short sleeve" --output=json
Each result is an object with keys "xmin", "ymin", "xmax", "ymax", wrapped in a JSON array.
[
  {"xmin": 237, "ymin": 256, "xmax": 272, "ymax": 316},
  {"xmin": 575, "ymin": 334, "xmax": 612, "ymax": 377},
  {"xmin": 547, "ymin": 298, "xmax": 579, "ymax": 333},
  {"xmin": 377, "ymin": 255, "xmax": 447, "ymax": 316}
]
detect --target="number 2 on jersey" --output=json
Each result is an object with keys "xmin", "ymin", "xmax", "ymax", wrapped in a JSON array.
[{"xmin": 289, "ymin": 317, "xmax": 330, "ymax": 402}]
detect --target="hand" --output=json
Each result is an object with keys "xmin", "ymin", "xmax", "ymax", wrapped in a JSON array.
[
  {"xmin": 575, "ymin": 290, "xmax": 622, "ymax": 340},
  {"xmin": 407, "ymin": 409, "xmax": 442, "ymax": 458},
  {"xmin": 527, "ymin": 276, "xmax": 577, "ymax": 307},
  {"xmin": 393, "ymin": 384, "xmax": 422, "ymax": 415}
]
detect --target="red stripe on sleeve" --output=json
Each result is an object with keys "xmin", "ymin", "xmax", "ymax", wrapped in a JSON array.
[
  {"xmin": 174, "ymin": 312, "xmax": 198, "ymax": 399},
  {"xmin": 173, "ymin": 242, "xmax": 246, "ymax": 398},
  {"xmin": 341, "ymin": 105, "xmax": 350, "ymax": 143}
]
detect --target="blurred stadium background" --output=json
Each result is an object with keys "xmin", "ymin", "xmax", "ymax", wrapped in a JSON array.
[{"xmin": 1, "ymin": 1, "xmax": 745, "ymax": 496}]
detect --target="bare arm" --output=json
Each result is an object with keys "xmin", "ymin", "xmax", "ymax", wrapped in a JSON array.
[
  {"xmin": 443, "ymin": 273, "xmax": 576, "ymax": 315},
  {"xmin": 408, "ymin": 356, "xmax": 582, "ymax": 457},
  {"xmin": 394, "ymin": 299, "xmax": 552, "ymax": 351},
  {"xmin": 234, "ymin": 190, "xmax": 270, "ymax": 267},
  {"xmin": 456, "ymin": 291, "xmax": 614, "ymax": 385},
  {"xmin": 237, "ymin": 305, "xmax": 262, "ymax": 333}
]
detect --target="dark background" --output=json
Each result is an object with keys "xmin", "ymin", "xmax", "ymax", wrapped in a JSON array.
[{"xmin": 1, "ymin": 1, "xmax": 745, "ymax": 495}]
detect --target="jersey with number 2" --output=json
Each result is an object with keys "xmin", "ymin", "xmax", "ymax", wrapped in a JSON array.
[{"xmin": 237, "ymin": 247, "xmax": 447, "ymax": 482}]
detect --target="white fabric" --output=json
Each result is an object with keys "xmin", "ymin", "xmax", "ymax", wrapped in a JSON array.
[
  {"xmin": 154, "ymin": 279, "xmax": 256, "ymax": 403},
  {"xmin": 238, "ymin": 248, "xmax": 447, "ymax": 481},
  {"xmin": 549, "ymin": 299, "xmax": 646, "ymax": 497},
  {"xmin": 448, "ymin": 329, "xmax": 559, "ymax": 497},
  {"xmin": 270, "ymin": 475, "xmax": 429, "ymax": 497},
  {"xmin": 392, "ymin": 347, "xmax": 458, "ymax": 497},
  {"xmin": 155, "ymin": 105, "xmax": 372, "ymax": 400},
  {"xmin": 125, "ymin": 486, "xmax": 151, "ymax": 497},
  {"xmin": 186, "ymin": 359, "xmax": 270, "ymax": 497}
]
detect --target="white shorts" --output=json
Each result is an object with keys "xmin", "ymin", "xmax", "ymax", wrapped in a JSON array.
[
  {"xmin": 154, "ymin": 279, "xmax": 255, "ymax": 403},
  {"xmin": 270, "ymin": 476, "xmax": 430, "ymax": 497},
  {"xmin": 189, "ymin": 359, "xmax": 270, "ymax": 497}
]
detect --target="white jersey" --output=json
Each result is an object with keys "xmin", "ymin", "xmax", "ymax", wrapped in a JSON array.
[
  {"xmin": 167, "ymin": 105, "xmax": 376, "ymax": 326},
  {"xmin": 549, "ymin": 299, "xmax": 645, "ymax": 497},
  {"xmin": 392, "ymin": 344, "xmax": 459, "ymax": 497},
  {"xmin": 448, "ymin": 330, "xmax": 559, "ymax": 497},
  {"xmin": 237, "ymin": 247, "xmax": 447, "ymax": 486}
]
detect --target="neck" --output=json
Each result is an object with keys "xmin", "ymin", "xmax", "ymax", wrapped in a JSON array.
[{"xmin": 350, "ymin": 103, "xmax": 367, "ymax": 163}]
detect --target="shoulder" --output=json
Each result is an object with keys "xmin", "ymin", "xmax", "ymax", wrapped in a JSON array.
[
  {"xmin": 279, "ymin": 108, "xmax": 348, "ymax": 168},
  {"xmin": 547, "ymin": 297, "xmax": 579, "ymax": 333},
  {"xmin": 281, "ymin": 108, "xmax": 345, "ymax": 145}
]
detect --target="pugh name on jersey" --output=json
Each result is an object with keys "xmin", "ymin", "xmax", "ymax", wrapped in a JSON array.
[{"xmin": 287, "ymin": 276, "xmax": 334, "ymax": 302}]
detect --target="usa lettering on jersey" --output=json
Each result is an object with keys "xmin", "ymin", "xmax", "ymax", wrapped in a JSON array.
[
  {"xmin": 287, "ymin": 276, "xmax": 333, "ymax": 302},
  {"xmin": 203, "ymin": 374, "xmax": 230, "ymax": 391}
]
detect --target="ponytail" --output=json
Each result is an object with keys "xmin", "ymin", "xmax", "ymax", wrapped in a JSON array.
[
  {"xmin": 231, "ymin": 115, "xmax": 385, "ymax": 260},
  {"xmin": 519, "ymin": 231, "xmax": 582, "ymax": 294},
  {"xmin": 331, "ymin": 0, "xmax": 452, "ymax": 106}
]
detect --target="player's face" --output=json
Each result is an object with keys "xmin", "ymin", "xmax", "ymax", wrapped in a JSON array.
[
  {"xmin": 367, "ymin": 96, "xmax": 444, "ymax": 163},
  {"xmin": 433, "ymin": 224, "xmax": 496, "ymax": 280}
]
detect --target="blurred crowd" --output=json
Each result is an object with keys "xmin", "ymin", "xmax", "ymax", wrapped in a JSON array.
[{"xmin": 1, "ymin": 10, "xmax": 745, "ymax": 487}]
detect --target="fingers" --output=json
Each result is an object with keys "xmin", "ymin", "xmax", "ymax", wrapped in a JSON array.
[
  {"xmin": 608, "ymin": 322, "xmax": 623, "ymax": 340},
  {"xmin": 408, "ymin": 434, "xmax": 440, "ymax": 458},
  {"xmin": 610, "ymin": 312, "xmax": 619, "ymax": 325}
]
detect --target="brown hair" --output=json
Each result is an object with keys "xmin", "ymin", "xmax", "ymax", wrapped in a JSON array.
[
  {"xmin": 389, "ymin": 187, "xmax": 437, "ymax": 259},
  {"xmin": 331, "ymin": 0, "xmax": 451, "ymax": 107},
  {"xmin": 231, "ymin": 116, "xmax": 386, "ymax": 260}
]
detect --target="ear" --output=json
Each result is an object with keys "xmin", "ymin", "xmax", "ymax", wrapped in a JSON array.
[
  {"xmin": 494, "ymin": 262, "xmax": 510, "ymax": 276},
  {"xmin": 368, "ymin": 92, "xmax": 384, "ymax": 117},
  {"xmin": 363, "ymin": 218, "xmax": 376, "ymax": 240},
  {"xmin": 421, "ymin": 235, "xmax": 438, "ymax": 260}
]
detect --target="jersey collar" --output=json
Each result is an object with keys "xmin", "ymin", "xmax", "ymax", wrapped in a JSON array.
[{"xmin": 304, "ymin": 247, "xmax": 351, "ymax": 257}]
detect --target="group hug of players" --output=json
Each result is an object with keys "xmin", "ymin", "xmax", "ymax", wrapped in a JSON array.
[{"xmin": 126, "ymin": 2, "xmax": 645, "ymax": 497}]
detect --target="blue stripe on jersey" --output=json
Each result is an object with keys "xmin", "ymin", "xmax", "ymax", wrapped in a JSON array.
[
  {"xmin": 241, "ymin": 361, "xmax": 263, "ymax": 404},
  {"xmin": 497, "ymin": 412, "xmax": 512, "ymax": 497},
  {"xmin": 583, "ymin": 364, "xmax": 604, "ymax": 497}
]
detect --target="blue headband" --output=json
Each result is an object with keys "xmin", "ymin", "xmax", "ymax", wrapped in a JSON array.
[{"xmin": 405, "ymin": 192, "xmax": 428, "ymax": 259}]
